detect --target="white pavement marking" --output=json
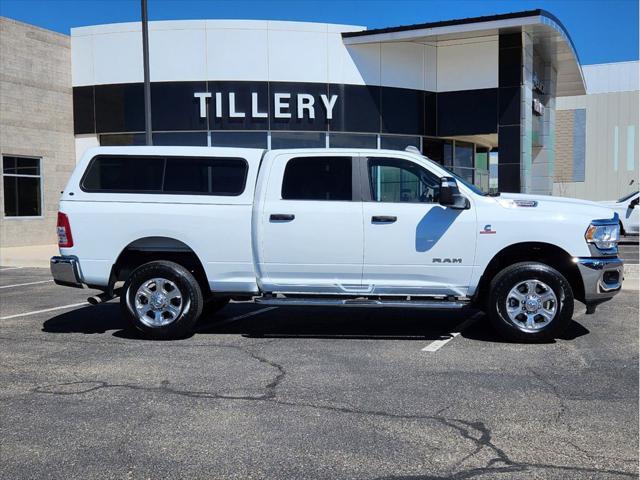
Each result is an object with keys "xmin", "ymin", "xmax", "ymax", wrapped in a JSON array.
[
  {"xmin": 212, "ymin": 306, "xmax": 278, "ymax": 327},
  {"xmin": 0, "ymin": 267, "xmax": 25, "ymax": 271},
  {"xmin": 421, "ymin": 316, "xmax": 479, "ymax": 352},
  {"xmin": 0, "ymin": 302, "xmax": 88, "ymax": 320},
  {"xmin": 0, "ymin": 280, "xmax": 53, "ymax": 289}
]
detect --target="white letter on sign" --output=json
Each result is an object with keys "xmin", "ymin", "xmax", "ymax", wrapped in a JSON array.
[
  {"xmin": 229, "ymin": 93, "xmax": 245, "ymax": 118},
  {"xmin": 320, "ymin": 94, "xmax": 338, "ymax": 120},
  {"xmin": 274, "ymin": 93, "xmax": 291, "ymax": 118},
  {"xmin": 297, "ymin": 94, "xmax": 315, "ymax": 119},
  {"xmin": 252, "ymin": 92, "xmax": 267, "ymax": 118},
  {"xmin": 193, "ymin": 92, "xmax": 211, "ymax": 118},
  {"xmin": 215, "ymin": 92, "xmax": 223, "ymax": 118}
]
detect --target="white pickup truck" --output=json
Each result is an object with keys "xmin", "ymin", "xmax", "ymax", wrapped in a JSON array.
[{"xmin": 51, "ymin": 146, "xmax": 623, "ymax": 341}]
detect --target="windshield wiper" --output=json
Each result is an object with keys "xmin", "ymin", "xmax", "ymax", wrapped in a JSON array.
[{"xmin": 485, "ymin": 191, "xmax": 501, "ymax": 197}]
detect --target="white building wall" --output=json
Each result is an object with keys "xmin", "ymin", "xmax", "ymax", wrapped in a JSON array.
[{"xmin": 553, "ymin": 61, "xmax": 639, "ymax": 201}]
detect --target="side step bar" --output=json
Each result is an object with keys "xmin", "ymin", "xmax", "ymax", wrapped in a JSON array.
[{"xmin": 255, "ymin": 297, "xmax": 469, "ymax": 309}]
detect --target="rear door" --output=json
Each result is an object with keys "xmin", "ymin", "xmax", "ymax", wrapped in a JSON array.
[
  {"xmin": 360, "ymin": 155, "xmax": 477, "ymax": 296},
  {"xmin": 257, "ymin": 152, "xmax": 364, "ymax": 294}
]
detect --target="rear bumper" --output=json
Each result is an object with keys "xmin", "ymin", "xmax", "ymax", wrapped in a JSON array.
[
  {"xmin": 50, "ymin": 256, "xmax": 84, "ymax": 288},
  {"xmin": 577, "ymin": 257, "xmax": 624, "ymax": 305}
]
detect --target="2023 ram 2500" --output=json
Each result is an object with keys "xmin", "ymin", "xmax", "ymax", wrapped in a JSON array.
[{"xmin": 51, "ymin": 147, "xmax": 624, "ymax": 341}]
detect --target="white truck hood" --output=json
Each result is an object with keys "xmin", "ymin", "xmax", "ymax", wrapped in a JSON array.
[{"xmin": 496, "ymin": 193, "xmax": 616, "ymax": 220}]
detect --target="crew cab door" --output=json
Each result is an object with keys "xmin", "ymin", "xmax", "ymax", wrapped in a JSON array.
[
  {"xmin": 257, "ymin": 153, "xmax": 363, "ymax": 294},
  {"xmin": 360, "ymin": 155, "xmax": 477, "ymax": 296}
]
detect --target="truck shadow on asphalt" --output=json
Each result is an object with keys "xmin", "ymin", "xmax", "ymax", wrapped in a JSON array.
[{"xmin": 41, "ymin": 302, "xmax": 590, "ymax": 344}]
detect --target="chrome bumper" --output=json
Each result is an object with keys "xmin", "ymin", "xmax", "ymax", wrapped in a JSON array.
[
  {"xmin": 50, "ymin": 256, "xmax": 84, "ymax": 288},
  {"xmin": 577, "ymin": 257, "xmax": 624, "ymax": 305}
]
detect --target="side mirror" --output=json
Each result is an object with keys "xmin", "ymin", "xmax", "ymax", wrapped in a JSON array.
[
  {"xmin": 630, "ymin": 198, "xmax": 639, "ymax": 209},
  {"xmin": 439, "ymin": 176, "xmax": 470, "ymax": 210}
]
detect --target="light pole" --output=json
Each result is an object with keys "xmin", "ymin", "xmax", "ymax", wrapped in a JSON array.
[{"xmin": 141, "ymin": 0, "xmax": 152, "ymax": 145}]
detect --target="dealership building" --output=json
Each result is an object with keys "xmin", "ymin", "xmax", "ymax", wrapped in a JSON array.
[{"xmin": 0, "ymin": 11, "xmax": 638, "ymax": 247}]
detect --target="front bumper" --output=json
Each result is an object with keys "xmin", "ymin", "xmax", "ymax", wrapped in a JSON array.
[
  {"xmin": 50, "ymin": 256, "xmax": 84, "ymax": 288},
  {"xmin": 576, "ymin": 257, "xmax": 624, "ymax": 305}
]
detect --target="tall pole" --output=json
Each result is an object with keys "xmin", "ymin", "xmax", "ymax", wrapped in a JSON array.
[{"xmin": 141, "ymin": 0, "xmax": 152, "ymax": 145}]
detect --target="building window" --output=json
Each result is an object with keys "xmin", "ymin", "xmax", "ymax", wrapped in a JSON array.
[
  {"xmin": 212, "ymin": 131, "xmax": 268, "ymax": 149},
  {"xmin": 453, "ymin": 141, "xmax": 475, "ymax": 184},
  {"xmin": 271, "ymin": 132, "xmax": 326, "ymax": 149},
  {"xmin": 329, "ymin": 133, "xmax": 378, "ymax": 149},
  {"xmin": 380, "ymin": 135, "xmax": 420, "ymax": 151},
  {"xmin": 281, "ymin": 157, "xmax": 352, "ymax": 201},
  {"xmin": 2, "ymin": 156, "xmax": 42, "ymax": 217}
]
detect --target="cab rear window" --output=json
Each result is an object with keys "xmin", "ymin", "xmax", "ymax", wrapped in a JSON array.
[{"xmin": 81, "ymin": 155, "xmax": 248, "ymax": 196}]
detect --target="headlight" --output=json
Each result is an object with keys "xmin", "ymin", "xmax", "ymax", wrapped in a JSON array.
[{"xmin": 585, "ymin": 223, "xmax": 620, "ymax": 250}]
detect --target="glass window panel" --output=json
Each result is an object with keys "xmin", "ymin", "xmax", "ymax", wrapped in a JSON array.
[
  {"xmin": 82, "ymin": 156, "xmax": 164, "ymax": 192},
  {"xmin": 380, "ymin": 135, "xmax": 420, "ymax": 151},
  {"xmin": 3, "ymin": 156, "xmax": 39, "ymax": 175},
  {"xmin": 281, "ymin": 157, "xmax": 352, "ymax": 201},
  {"xmin": 16, "ymin": 177, "xmax": 41, "ymax": 216},
  {"xmin": 453, "ymin": 141, "xmax": 474, "ymax": 184},
  {"xmin": 3, "ymin": 176, "xmax": 17, "ymax": 216},
  {"xmin": 212, "ymin": 132, "xmax": 268, "ymax": 149},
  {"xmin": 99, "ymin": 134, "xmax": 146, "ymax": 146},
  {"xmin": 271, "ymin": 132, "xmax": 326, "ymax": 149},
  {"xmin": 368, "ymin": 157, "xmax": 439, "ymax": 203},
  {"xmin": 329, "ymin": 133, "xmax": 377, "ymax": 149},
  {"xmin": 163, "ymin": 157, "xmax": 247, "ymax": 195},
  {"xmin": 152, "ymin": 132, "xmax": 207, "ymax": 146}
]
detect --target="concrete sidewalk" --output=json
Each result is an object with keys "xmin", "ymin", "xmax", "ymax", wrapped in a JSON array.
[{"xmin": 0, "ymin": 244, "xmax": 58, "ymax": 268}]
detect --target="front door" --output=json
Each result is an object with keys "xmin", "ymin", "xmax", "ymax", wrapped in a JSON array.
[
  {"xmin": 361, "ymin": 156, "xmax": 477, "ymax": 296},
  {"xmin": 258, "ymin": 153, "xmax": 364, "ymax": 294}
]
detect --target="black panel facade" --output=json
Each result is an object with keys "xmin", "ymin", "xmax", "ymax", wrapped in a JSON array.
[
  {"xmin": 498, "ymin": 32, "xmax": 523, "ymax": 192},
  {"xmin": 437, "ymin": 89, "xmax": 498, "ymax": 136},
  {"xmin": 329, "ymin": 84, "xmax": 380, "ymax": 133},
  {"xmin": 380, "ymin": 86, "xmax": 424, "ymax": 135},
  {"xmin": 151, "ymin": 81, "xmax": 207, "ymax": 131},
  {"xmin": 94, "ymin": 83, "xmax": 145, "ymax": 133},
  {"xmin": 73, "ymin": 86, "xmax": 95, "ymax": 134}
]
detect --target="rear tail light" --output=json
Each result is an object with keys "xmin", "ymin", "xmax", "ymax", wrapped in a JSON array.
[{"xmin": 57, "ymin": 212, "xmax": 74, "ymax": 248}]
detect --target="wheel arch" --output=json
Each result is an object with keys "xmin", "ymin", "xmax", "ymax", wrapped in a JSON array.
[
  {"xmin": 474, "ymin": 242, "xmax": 585, "ymax": 305},
  {"xmin": 110, "ymin": 236, "xmax": 209, "ymax": 295}
]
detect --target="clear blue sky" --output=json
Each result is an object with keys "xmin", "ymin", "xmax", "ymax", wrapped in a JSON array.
[{"xmin": 1, "ymin": 0, "xmax": 638, "ymax": 65}]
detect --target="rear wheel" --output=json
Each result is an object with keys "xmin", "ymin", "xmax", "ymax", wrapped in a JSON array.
[
  {"xmin": 488, "ymin": 262, "xmax": 574, "ymax": 342},
  {"xmin": 121, "ymin": 260, "xmax": 203, "ymax": 339}
]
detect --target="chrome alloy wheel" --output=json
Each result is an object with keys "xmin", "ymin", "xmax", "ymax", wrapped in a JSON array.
[
  {"xmin": 505, "ymin": 279, "xmax": 558, "ymax": 331},
  {"xmin": 134, "ymin": 278, "xmax": 184, "ymax": 327}
]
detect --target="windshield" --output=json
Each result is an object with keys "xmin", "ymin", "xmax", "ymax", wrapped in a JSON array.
[
  {"xmin": 419, "ymin": 154, "xmax": 487, "ymax": 196},
  {"xmin": 617, "ymin": 191, "xmax": 638, "ymax": 203}
]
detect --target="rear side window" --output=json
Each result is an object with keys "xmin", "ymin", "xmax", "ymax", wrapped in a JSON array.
[
  {"xmin": 281, "ymin": 156, "xmax": 352, "ymax": 201},
  {"xmin": 81, "ymin": 155, "xmax": 248, "ymax": 196}
]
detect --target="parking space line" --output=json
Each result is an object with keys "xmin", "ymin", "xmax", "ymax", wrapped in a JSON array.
[
  {"xmin": 0, "ymin": 267, "xmax": 25, "ymax": 271},
  {"xmin": 0, "ymin": 280, "xmax": 53, "ymax": 289},
  {"xmin": 0, "ymin": 302, "xmax": 88, "ymax": 320},
  {"xmin": 213, "ymin": 306, "xmax": 278, "ymax": 327},
  {"xmin": 421, "ymin": 316, "xmax": 479, "ymax": 352}
]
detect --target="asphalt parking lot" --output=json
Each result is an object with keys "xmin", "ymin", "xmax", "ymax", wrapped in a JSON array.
[{"xmin": 0, "ymin": 266, "xmax": 638, "ymax": 479}]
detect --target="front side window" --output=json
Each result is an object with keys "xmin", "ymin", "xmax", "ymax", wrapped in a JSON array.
[
  {"xmin": 369, "ymin": 157, "xmax": 439, "ymax": 203},
  {"xmin": 81, "ymin": 155, "xmax": 248, "ymax": 196},
  {"xmin": 2, "ymin": 156, "xmax": 42, "ymax": 217},
  {"xmin": 281, "ymin": 156, "xmax": 352, "ymax": 201}
]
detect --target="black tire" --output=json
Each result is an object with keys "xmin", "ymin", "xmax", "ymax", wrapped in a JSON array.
[
  {"xmin": 488, "ymin": 262, "xmax": 574, "ymax": 342},
  {"xmin": 121, "ymin": 260, "xmax": 204, "ymax": 339}
]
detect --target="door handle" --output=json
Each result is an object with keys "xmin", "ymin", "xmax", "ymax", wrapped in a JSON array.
[
  {"xmin": 372, "ymin": 215, "xmax": 397, "ymax": 224},
  {"xmin": 270, "ymin": 213, "xmax": 295, "ymax": 222}
]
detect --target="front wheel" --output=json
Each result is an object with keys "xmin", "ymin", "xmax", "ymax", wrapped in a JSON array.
[
  {"xmin": 488, "ymin": 262, "xmax": 574, "ymax": 342},
  {"xmin": 121, "ymin": 260, "xmax": 204, "ymax": 339}
]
